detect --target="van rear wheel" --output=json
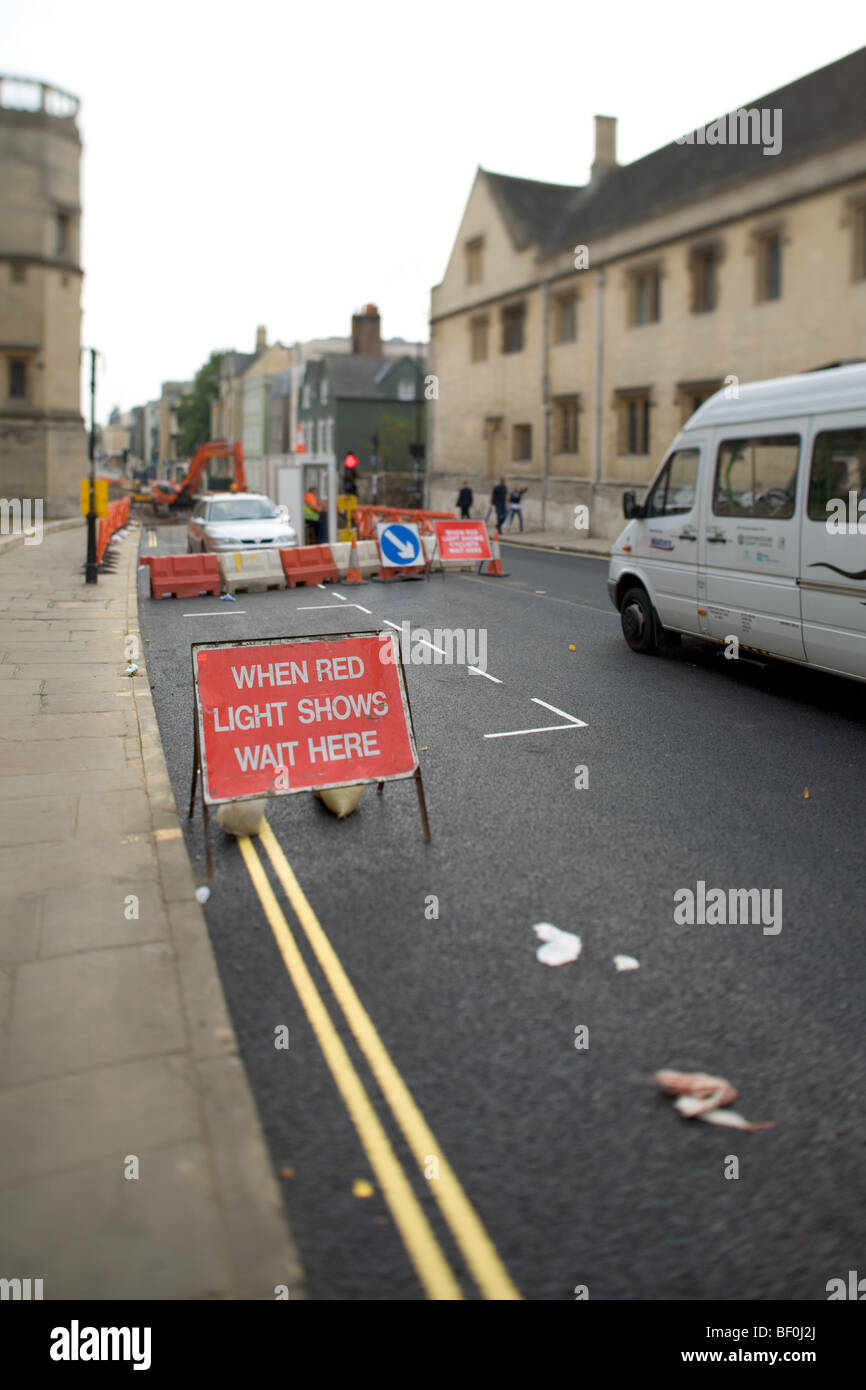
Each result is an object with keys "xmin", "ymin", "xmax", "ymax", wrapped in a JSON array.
[{"xmin": 620, "ymin": 587, "xmax": 658, "ymax": 654}]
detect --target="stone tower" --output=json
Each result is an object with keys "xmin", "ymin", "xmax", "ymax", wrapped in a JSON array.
[{"xmin": 0, "ymin": 76, "xmax": 87, "ymax": 516}]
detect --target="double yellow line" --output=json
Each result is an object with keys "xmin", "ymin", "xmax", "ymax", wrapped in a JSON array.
[{"xmin": 239, "ymin": 821, "xmax": 521, "ymax": 1301}]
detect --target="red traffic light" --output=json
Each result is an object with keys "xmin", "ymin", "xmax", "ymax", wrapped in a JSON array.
[{"xmin": 343, "ymin": 453, "xmax": 358, "ymax": 469}]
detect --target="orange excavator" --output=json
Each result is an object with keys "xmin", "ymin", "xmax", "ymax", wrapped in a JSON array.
[{"xmin": 151, "ymin": 441, "xmax": 247, "ymax": 514}]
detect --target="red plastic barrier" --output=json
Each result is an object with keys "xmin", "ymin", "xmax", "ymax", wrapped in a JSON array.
[
  {"xmin": 95, "ymin": 496, "xmax": 131, "ymax": 563},
  {"xmin": 148, "ymin": 554, "xmax": 221, "ymax": 599},
  {"xmin": 353, "ymin": 505, "xmax": 457, "ymax": 540},
  {"xmin": 280, "ymin": 544, "xmax": 338, "ymax": 588}
]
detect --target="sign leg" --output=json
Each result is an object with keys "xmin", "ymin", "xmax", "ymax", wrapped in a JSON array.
[
  {"xmin": 202, "ymin": 797, "xmax": 213, "ymax": 876},
  {"xmin": 188, "ymin": 720, "xmax": 200, "ymax": 820},
  {"xmin": 414, "ymin": 768, "xmax": 431, "ymax": 842}
]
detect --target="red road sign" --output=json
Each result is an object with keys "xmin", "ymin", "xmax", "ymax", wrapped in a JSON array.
[
  {"xmin": 433, "ymin": 519, "xmax": 492, "ymax": 563},
  {"xmin": 192, "ymin": 632, "xmax": 419, "ymax": 804}
]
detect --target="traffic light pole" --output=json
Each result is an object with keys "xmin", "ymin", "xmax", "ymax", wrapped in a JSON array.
[{"xmin": 84, "ymin": 347, "xmax": 98, "ymax": 585}]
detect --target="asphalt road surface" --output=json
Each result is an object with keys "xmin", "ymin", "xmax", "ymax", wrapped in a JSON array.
[{"xmin": 139, "ymin": 522, "xmax": 866, "ymax": 1301}]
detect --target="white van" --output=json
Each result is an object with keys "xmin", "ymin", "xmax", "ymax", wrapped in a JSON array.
[{"xmin": 608, "ymin": 363, "xmax": 866, "ymax": 682}]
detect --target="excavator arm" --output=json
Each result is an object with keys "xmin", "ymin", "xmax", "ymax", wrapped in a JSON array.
[{"xmin": 151, "ymin": 441, "xmax": 247, "ymax": 511}]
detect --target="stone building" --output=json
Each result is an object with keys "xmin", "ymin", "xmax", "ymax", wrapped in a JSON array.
[
  {"xmin": 429, "ymin": 45, "xmax": 866, "ymax": 536},
  {"xmin": 156, "ymin": 380, "xmax": 192, "ymax": 471},
  {"xmin": 0, "ymin": 75, "xmax": 87, "ymax": 516}
]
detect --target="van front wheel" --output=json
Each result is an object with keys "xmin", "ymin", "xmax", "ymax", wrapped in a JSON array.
[{"xmin": 620, "ymin": 587, "xmax": 658, "ymax": 654}]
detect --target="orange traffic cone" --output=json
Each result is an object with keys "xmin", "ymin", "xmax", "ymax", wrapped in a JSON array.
[
  {"xmin": 483, "ymin": 529, "xmax": 507, "ymax": 577},
  {"xmin": 345, "ymin": 534, "xmax": 364, "ymax": 583}
]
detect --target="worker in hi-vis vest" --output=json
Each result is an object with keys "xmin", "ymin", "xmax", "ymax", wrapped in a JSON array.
[{"xmin": 303, "ymin": 488, "xmax": 326, "ymax": 545}]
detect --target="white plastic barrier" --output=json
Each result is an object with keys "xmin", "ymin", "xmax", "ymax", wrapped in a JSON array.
[
  {"xmin": 328, "ymin": 540, "xmax": 380, "ymax": 577},
  {"xmin": 217, "ymin": 550, "xmax": 286, "ymax": 594}
]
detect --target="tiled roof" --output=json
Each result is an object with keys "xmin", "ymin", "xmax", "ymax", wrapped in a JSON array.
[{"xmin": 484, "ymin": 45, "xmax": 866, "ymax": 261}]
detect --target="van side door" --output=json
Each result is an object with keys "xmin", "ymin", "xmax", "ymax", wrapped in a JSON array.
[
  {"xmin": 630, "ymin": 443, "xmax": 702, "ymax": 635},
  {"xmin": 699, "ymin": 426, "xmax": 805, "ymax": 660},
  {"xmin": 799, "ymin": 418, "xmax": 866, "ymax": 679}
]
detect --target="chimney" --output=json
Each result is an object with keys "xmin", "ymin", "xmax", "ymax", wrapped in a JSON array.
[
  {"xmin": 351, "ymin": 304, "xmax": 382, "ymax": 356},
  {"xmin": 255, "ymin": 325, "xmax": 267, "ymax": 354},
  {"xmin": 590, "ymin": 115, "xmax": 617, "ymax": 183}
]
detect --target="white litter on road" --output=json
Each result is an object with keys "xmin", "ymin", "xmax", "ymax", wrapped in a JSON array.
[
  {"xmin": 534, "ymin": 922, "xmax": 582, "ymax": 966},
  {"xmin": 613, "ymin": 954, "xmax": 640, "ymax": 971},
  {"xmin": 195, "ymin": 885, "xmax": 211, "ymax": 904}
]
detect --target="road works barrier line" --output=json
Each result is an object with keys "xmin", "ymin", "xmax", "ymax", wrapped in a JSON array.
[
  {"xmin": 257, "ymin": 821, "xmax": 522, "ymax": 1301},
  {"xmin": 238, "ymin": 836, "xmax": 463, "ymax": 1301}
]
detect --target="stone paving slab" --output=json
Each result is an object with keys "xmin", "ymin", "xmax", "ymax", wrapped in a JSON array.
[{"xmin": 0, "ymin": 522, "xmax": 305, "ymax": 1299}]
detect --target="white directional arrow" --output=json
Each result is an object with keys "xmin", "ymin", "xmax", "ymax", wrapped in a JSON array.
[{"xmin": 391, "ymin": 533, "xmax": 418, "ymax": 559}]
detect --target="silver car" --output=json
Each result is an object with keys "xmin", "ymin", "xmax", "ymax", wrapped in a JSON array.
[{"xmin": 187, "ymin": 492, "xmax": 298, "ymax": 553}]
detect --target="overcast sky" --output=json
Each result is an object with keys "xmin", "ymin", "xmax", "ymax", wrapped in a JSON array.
[{"xmin": 3, "ymin": 1, "xmax": 864, "ymax": 421}]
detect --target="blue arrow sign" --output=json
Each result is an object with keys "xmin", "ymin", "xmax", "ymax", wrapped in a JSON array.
[{"xmin": 378, "ymin": 523, "xmax": 422, "ymax": 566}]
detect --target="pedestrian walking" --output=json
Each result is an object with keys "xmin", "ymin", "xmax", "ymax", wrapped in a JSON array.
[
  {"xmin": 502, "ymin": 484, "xmax": 528, "ymax": 532},
  {"xmin": 489, "ymin": 478, "xmax": 508, "ymax": 530},
  {"xmin": 457, "ymin": 481, "xmax": 473, "ymax": 519}
]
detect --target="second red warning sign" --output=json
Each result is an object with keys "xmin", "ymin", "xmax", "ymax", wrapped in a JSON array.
[
  {"xmin": 433, "ymin": 519, "xmax": 492, "ymax": 563},
  {"xmin": 192, "ymin": 632, "xmax": 419, "ymax": 804}
]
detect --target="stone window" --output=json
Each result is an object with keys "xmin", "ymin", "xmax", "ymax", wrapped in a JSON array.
[
  {"xmin": 850, "ymin": 197, "xmax": 866, "ymax": 280},
  {"xmin": 676, "ymin": 378, "xmax": 722, "ymax": 424},
  {"xmin": 616, "ymin": 388, "xmax": 651, "ymax": 455},
  {"xmin": 553, "ymin": 396, "xmax": 579, "ymax": 453},
  {"xmin": 465, "ymin": 237, "xmax": 484, "ymax": 285},
  {"xmin": 754, "ymin": 229, "xmax": 782, "ymax": 301},
  {"xmin": 512, "ymin": 423, "xmax": 532, "ymax": 461},
  {"xmin": 689, "ymin": 243, "xmax": 721, "ymax": 313},
  {"xmin": 553, "ymin": 293, "xmax": 578, "ymax": 343},
  {"xmin": 470, "ymin": 316, "xmax": 488, "ymax": 362},
  {"xmin": 628, "ymin": 266, "xmax": 661, "ymax": 325},
  {"xmin": 56, "ymin": 212, "xmax": 70, "ymax": 257},
  {"xmin": 8, "ymin": 358, "xmax": 28, "ymax": 401},
  {"xmin": 502, "ymin": 302, "xmax": 526, "ymax": 354}
]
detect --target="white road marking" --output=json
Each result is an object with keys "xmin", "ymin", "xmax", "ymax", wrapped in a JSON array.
[
  {"xmin": 297, "ymin": 603, "xmax": 371, "ymax": 612},
  {"xmin": 183, "ymin": 610, "xmax": 247, "ymax": 617},
  {"xmin": 354, "ymin": 604, "xmax": 372, "ymax": 614},
  {"xmin": 415, "ymin": 638, "xmax": 447, "ymax": 655},
  {"xmin": 484, "ymin": 723, "xmax": 584, "ymax": 739},
  {"xmin": 382, "ymin": 619, "xmax": 402, "ymax": 630},
  {"xmin": 531, "ymin": 697, "xmax": 585, "ymax": 725},
  {"xmin": 468, "ymin": 667, "xmax": 502, "ymax": 682},
  {"xmin": 332, "ymin": 591, "xmax": 348, "ymax": 601},
  {"xmin": 484, "ymin": 697, "xmax": 587, "ymax": 738}
]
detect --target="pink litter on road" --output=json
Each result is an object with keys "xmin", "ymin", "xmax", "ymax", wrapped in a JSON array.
[{"xmin": 653, "ymin": 1069, "xmax": 775, "ymax": 1132}]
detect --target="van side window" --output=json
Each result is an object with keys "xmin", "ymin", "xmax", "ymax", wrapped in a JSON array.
[
  {"xmin": 713, "ymin": 435, "xmax": 800, "ymax": 518},
  {"xmin": 644, "ymin": 448, "xmax": 699, "ymax": 516},
  {"xmin": 807, "ymin": 429, "xmax": 866, "ymax": 521}
]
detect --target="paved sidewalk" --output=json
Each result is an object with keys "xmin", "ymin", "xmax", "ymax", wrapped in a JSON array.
[
  {"xmin": 497, "ymin": 529, "xmax": 611, "ymax": 558},
  {"xmin": 0, "ymin": 520, "xmax": 304, "ymax": 1299}
]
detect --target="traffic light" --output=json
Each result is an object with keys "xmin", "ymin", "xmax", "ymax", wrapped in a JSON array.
[{"xmin": 343, "ymin": 452, "xmax": 359, "ymax": 495}]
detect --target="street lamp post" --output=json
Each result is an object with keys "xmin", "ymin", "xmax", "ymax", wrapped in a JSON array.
[{"xmin": 84, "ymin": 347, "xmax": 98, "ymax": 584}]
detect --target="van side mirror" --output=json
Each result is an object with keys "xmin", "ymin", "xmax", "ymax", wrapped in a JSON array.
[{"xmin": 622, "ymin": 490, "xmax": 640, "ymax": 519}]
